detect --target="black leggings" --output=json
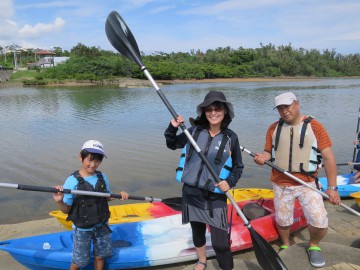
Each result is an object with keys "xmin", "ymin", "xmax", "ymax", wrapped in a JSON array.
[{"xmin": 191, "ymin": 221, "xmax": 233, "ymax": 270}]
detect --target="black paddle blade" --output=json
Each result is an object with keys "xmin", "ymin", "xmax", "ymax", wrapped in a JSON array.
[
  {"xmin": 249, "ymin": 226, "xmax": 288, "ymax": 270},
  {"xmin": 105, "ymin": 11, "xmax": 144, "ymax": 67},
  {"xmin": 162, "ymin": 197, "xmax": 182, "ymax": 211}
]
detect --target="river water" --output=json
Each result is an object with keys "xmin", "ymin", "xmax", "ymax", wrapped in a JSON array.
[{"xmin": 0, "ymin": 78, "xmax": 359, "ymax": 224}]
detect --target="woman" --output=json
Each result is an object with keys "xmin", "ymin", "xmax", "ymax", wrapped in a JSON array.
[{"xmin": 164, "ymin": 91, "xmax": 244, "ymax": 270}]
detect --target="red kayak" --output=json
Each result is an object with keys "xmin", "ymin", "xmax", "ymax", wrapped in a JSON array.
[{"xmin": 228, "ymin": 199, "xmax": 306, "ymax": 251}]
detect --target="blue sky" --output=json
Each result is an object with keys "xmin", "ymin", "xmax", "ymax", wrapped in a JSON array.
[{"xmin": 1, "ymin": 0, "xmax": 360, "ymax": 55}]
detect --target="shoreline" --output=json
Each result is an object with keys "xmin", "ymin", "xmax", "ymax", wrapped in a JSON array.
[{"xmin": 1, "ymin": 76, "xmax": 356, "ymax": 88}]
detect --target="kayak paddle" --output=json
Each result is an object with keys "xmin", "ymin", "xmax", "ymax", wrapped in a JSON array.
[
  {"xmin": 319, "ymin": 161, "xmax": 360, "ymax": 168},
  {"xmin": 0, "ymin": 182, "xmax": 182, "ymax": 210},
  {"xmin": 240, "ymin": 146, "xmax": 360, "ymax": 217},
  {"xmin": 336, "ymin": 162, "xmax": 360, "ymax": 166},
  {"xmin": 105, "ymin": 10, "xmax": 288, "ymax": 270}
]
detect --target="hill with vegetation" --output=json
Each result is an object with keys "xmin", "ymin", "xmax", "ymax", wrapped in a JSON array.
[{"xmin": 2, "ymin": 43, "xmax": 360, "ymax": 85}]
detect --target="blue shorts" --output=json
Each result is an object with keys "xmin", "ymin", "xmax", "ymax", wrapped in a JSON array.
[{"xmin": 72, "ymin": 225, "xmax": 112, "ymax": 267}]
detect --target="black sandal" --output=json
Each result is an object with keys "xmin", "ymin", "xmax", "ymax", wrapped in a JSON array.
[{"xmin": 194, "ymin": 261, "xmax": 207, "ymax": 270}]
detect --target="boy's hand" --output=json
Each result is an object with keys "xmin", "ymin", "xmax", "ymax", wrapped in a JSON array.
[
  {"xmin": 119, "ymin": 191, "xmax": 129, "ymax": 200},
  {"xmin": 52, "ymin": 185, "xmax": 64, "ymax": 202}
]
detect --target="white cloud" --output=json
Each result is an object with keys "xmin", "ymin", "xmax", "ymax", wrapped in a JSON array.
[
  {"xmin": 18, "ymin": 17, "xmax": 65, "ymax": 38},
  {"xmin": 149, "ymin": 5, "xmax": 176, "ymax": 14},
  {"xmin": 1, "ymin": 0, "xmax": 360, "ymax": 54},
  {"xmin": 0, "ymin": 0, "xmax": 14, "ymax": 18}
]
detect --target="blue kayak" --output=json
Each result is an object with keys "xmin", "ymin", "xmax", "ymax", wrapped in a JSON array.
[
  {"xmin": 318, "ymin": 173, "xmax": 360, "ymax": 197},
  {"xmin": 0, "ymin": 215, "xmax": 198, "ymax": 270},
  {"xmin": 0, "ymin": 198, "xmax": 307, "ymax": 269}
]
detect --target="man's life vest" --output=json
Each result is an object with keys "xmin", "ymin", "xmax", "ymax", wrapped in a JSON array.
[
  {"xmin": 66, "ymin": 170, "xmax": 110, "ymax": 229},
  {"xmin": 271, "ymin": 116, "xmax": 322, "ymax": 173},
  {"xmin": 176, "ymin": 127, "xmax": 232, "ymax": 193}
]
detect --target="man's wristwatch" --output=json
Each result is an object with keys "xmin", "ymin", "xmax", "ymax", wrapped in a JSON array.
[{"xmin": 327, "ymin": 186, "xmax": 338, "ymax": 191}]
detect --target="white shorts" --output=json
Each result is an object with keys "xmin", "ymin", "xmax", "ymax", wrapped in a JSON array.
[{"xmin": 272, "ymin": 182, "xmax": 328, "ymax": 228}]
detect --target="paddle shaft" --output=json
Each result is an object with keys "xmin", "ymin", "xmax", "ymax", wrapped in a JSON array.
[
  {"xmin": 106, "ymin": 12, "xmax": 288, "ymax": 270},
  {"xmin": 352, "ymin": 106, "xmax": 360, "ymax": 172},
  {"xmin": 0, "ymin": 182, "xmax": 162, "ymax": 202},
  {"xmin": 336, "ymin": 162, "xmax": 360, "ymax": 166},
  {"xmin": 145, "ymin": 56, "xmax": 290, "ymax": 270},
  {"xmin": 320, "ymin": 162, "xmax": 360, "ymax": 167},
  {"xmin": 143, "ymin": 69, "xmax": 250, "ymax": 223},
  {"xmin": 240, "ymin": 146, "xmax": 360, "ymax": 217}
]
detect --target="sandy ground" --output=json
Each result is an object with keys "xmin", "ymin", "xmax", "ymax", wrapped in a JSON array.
[{"xmin": 0, "ymin": 199, "xmax": 359, "ymax": 270}]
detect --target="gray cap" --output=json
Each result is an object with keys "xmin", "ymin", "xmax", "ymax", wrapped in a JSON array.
[{"xmin": 196, "ymin": 91, "xmax": 234, "ymax": 119}]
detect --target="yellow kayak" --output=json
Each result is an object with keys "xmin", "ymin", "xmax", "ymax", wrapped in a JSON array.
[
  {"xmin": 350, "ymin": 191, "xmax": 360, "ymax": 207},
  {"xmin": 49, "ymin": 188, "xmax": 274, "ymax": 230}
]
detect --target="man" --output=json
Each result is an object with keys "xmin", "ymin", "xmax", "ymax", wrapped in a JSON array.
[{"xmin": 253, "ymin": 92, "xmax": 340, "ymax": 268}]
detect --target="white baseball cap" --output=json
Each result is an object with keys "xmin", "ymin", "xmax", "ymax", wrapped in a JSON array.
[
  {"xmin": 81, "ymin": 140, "xmax": 106, "ymax": 157},
  {"xmin": 274, "ymin": 92, "xmax": 297, "ymax": 109}
]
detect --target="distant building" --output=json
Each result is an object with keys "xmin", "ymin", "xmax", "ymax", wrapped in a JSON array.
[
  {"xmin": 53, "ymin": 56, "xmax": 70, "ymax": 66},
  {"xmin": 27, "ymin": 50, "xmax": 69, "ymax": 69}
]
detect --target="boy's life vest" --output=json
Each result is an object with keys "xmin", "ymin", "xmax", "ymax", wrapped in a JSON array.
[
  {"xmin": 271, "ymin": 116, "xmax": 322, "ymax": 173},
  {"xmin": 66, "ymin": 170, "xmax": 110, "ymax": 229},
  {"xmin": 176, "ymin": 127, "xmax": 232, "ymax": 193}
]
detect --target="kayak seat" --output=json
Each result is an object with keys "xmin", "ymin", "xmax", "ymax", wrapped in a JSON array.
[{"xmin": 242, "ymin": 201, "xmax": 271, "ymax": 221}]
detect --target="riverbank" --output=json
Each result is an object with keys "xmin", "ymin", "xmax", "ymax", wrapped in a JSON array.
[
  {"xmin": 1, "ymin": 76, "xmax": 331, "ymax": 88},
  {"xmin": 1, "ymin": 199, "xmax": 359, "ymax": 270}
]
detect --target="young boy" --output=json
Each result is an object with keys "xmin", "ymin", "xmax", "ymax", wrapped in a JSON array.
[{"xmin": 53, "ymin": 139, "xmax": 129, "ymax": 270}]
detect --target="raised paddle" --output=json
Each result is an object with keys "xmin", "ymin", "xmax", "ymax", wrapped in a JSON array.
[
  {"xmin": 0, "ymin": 182, "xmax": 182, "ymax": 211},
  {"xmin": 240, "ymin": 146, "xmax": 360, "ymax": 217},
  {"xmin": 105, "ymin": 11, "xmax": 288, "ymax": 270},
  {"xmin": 352, "ymin": 106, "xmax": 360, "ymax": 173}
]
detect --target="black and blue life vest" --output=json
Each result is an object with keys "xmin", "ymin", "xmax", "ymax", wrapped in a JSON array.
[
  {"xmin": 66, "ymin": 170, "xmax": 110, "ymax": 229},
  {"xmin": 176, "ymin": 127, "xmax": 232, "ymax": 193}
]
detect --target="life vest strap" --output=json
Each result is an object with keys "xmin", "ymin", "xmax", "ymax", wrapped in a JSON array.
[
  {"xmin": 299, "ymin": 116, "xmax": 313, "ymax": 148},
  {"xmin": 215, "ymin": 134, "xmax": 230, "ymax": 165},
  {"xmin": 187, "ymin": 127, "xmax": 202, "ymax": 162},
  {"xmin": 274, "ymin": 118, "xmax": 284, "ymax": 150}
]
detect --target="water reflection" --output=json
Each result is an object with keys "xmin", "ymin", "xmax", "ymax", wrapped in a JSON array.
[{"xmin": 0, "ymin": 78, "xmax": 359, "ymax": 224}]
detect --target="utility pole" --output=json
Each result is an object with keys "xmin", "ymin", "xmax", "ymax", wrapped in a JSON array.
[{"xmin": 13, "ymin": 43, "xmax": 18, "ymax": 69}]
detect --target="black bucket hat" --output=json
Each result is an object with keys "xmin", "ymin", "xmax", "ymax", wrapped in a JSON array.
[{"xmin": 196, "ymin": 91, "xmax": 235, "ymax": 119}]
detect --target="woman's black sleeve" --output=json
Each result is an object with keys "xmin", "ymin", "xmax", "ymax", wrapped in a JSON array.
[{"xmin": 164, "ymin": 123, "xmax": 189, "ymax": 150}]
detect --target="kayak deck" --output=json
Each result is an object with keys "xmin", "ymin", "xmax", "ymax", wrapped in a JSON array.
[
  {"xmin": 0, "ymin": 197, "xmax": 306, "ymax": 270},
  {"xmin": 318, "ymin": 173, "xmax": 360, "ymax": 197},
  {"xmin": 350, "ymin": 191, "xmax": 360, "ymax": 207},
  {"xmin": 49, "ymin": 188, "xmax": 275, "ymax": 230}
]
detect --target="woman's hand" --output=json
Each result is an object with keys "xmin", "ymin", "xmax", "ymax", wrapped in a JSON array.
[
  {"xmin": 170, "ymin": 115, "xmax": 185, "ymax": 128},
  {"xmin": 216, "ymin": 180, "xmax": 230, "ymax": 192}
]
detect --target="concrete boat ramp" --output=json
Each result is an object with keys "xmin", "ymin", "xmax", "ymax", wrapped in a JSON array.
[{"xmin": 179, "ymin": 199, "xmax": 360, "ymax": 270}]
